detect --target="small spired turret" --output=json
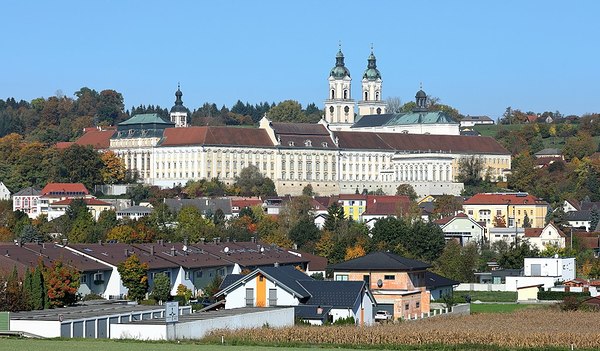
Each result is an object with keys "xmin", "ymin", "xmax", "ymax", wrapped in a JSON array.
[
  {"xmin": 358, "ymin": 45, "xmax": 386, "ymax": 116},
  {"xmin": 170, "ymin": 84, "xmax": 188, "ymax": 128}
]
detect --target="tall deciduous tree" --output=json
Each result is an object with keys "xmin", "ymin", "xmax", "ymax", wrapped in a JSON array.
[
  {"xmin": 44, "ymin": 260, "xmax": 80, "ymax": 308},
  {"xmin": 117, "ymin": 254, "xmax": 149, "ymax": 302},
  {"xmin": 395, "ymin": 184, "xmax": 418, "ymax": 201},
  {"xmin": 151, "ymin": 273, "xmax": 171, "ymax": 303},
  {"xmin": 100, "ymin": 151, "xmax": 126, "ymax": 184},
  {"xmin": 234, "ymin": 165, "xmax": 276, "ymax": 197}
]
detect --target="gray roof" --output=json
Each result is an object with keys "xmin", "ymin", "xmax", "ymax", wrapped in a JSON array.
[
  {"xmin": 534, "ymin": 148, "xmax": 562, "ymax": 156},
  {"xmin": 216, "ymin": 265, "xmax": 311, "ymax": 298},
  {"xmin": 328, "ymin": 251, "xmax": 431, "ymax": 271},
  {"xmin": 294, "ymin": 305, "xmax": 331, "ymax": 320},
  {"xmin": 566, "ymin": 210, "xmax": 591, "ymax": 222},
  {"xmin": 300, "ymin": 280, "xmax": 366, "ymax": 308},
  {"xmin": 424, "ymin": 271, "xmax": 459, "ymax": 289},
  {"xmin": 165, "ymin": 198, "xmax": 232, "ymax": 215},
  {"xmin": 462, "ymin": 115, "xmax": 493, "ymax": 122},
  {"xmin": 352, "ymin": 111, "xmax": 457, "ymax": 129},
  {"xmin": 13, "ymin": 187, "xmax": 41, "ymax": 196},
  {"xmin": 220, "ymin": 274, "xmax": 244, "ymax": 290}
]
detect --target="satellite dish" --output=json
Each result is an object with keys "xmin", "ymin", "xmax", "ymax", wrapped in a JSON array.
[
  {"xmin": 182, "ymin": 245, "xmax": 188, "ymax": 252},
  {"xmin": 377, "ymin": 279, "xmax": 383, "ymax": 288},
  {"xmin": 224, "ymin": 247, "xmax": 230, "ymax": 253},
  {"xmin": 260, "ymin": 246, "xmax": 264, "ymax": 253}
]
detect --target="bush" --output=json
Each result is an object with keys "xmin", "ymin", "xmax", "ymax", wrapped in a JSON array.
[
  {"xmin": 560, "ymin": 296, "xmax": 581, "ymax": 311},
  {"xmin": 139, "ymin": 299, "xmax": 158, "ymax": 306},
  {"xmin": 81, "ymin": 293, "xmax": 105, "ymax": 301},
  {"xmin": 538, "ymin": 290, "xmax": 590, "ymax": 301},
  {"xmin": 333, "ymin": 316, "xmax": 355, "ymax": 325}
]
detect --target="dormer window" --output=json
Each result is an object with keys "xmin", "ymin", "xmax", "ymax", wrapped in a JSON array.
[
  {"xmin": 322, "ymin": 142, "xmax": 328, "ymax": 148},
  {"xmin": 288, "ymin": 141, "xmax": 295, "ymax": 147},
  {"xmin": 128, "ymin": 129, "xmax": 135, "ymax": 136},
  {"xmin": 304, "ymin": 140, "xmax": 312, "ymax": 147}
]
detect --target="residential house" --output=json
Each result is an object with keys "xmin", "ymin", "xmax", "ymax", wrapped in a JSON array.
[
  {"xmin": 116, "ymin": 205, "xmax": 154, "ymax": 221},
  {"xmin": 534, "ymin": 148, "xmax": 563, "ymax": 159},
  {"xmin": 0, "ymin": 243, "xmax": 113, "ymax": 298},
  {"xmin": 38, "ymin": 183, "xmax": 93, "ymax": 217},
  {"xmin": 361, "ymin": 195, "xmax": 411, "ymax": 229},
  {"xmin": 459, "ymin": 115, "xmax": 494, "ymax": 128},
  {"xmin": 67, "ymin": 243, "xmax": 179, "ymax": 299},
  {"xmin": 434, "ymin": 213, "xmax": 485, "ymax": 246},
  {"xmin": 521, "ymin": 223, "xmax": 566, "ymax": 250},
  {"xmin": 47, "ymin": 198, "xmax": 114, "ymax": 221},
  {"xmin": 463, "ymin": 193, "xmax": 548, "ymax": 228},
  {"xmin": 164, "ymin": 198, "xmax": 233, "ymax": 220},
  {"xmin": 517, "ymin": 284, "xmax": 543, "ymax": 302},
  {"xmin": 230, "ymin": 197, "xmax": 263, "ymax": 216},
  {"xmin": 215, "ymin": 266, "xmax": 376, "ymax": 325},
  {"xmin": 504, "ymin": 257, "xmax": 576, "ymax": 291},
  {"xmin": 488, "ymin": 227, "xmax": 524, "ymax": 245},
  {"xmin": 12, "ymin": 187, "xmax": 41, "ymax": 219},
  {"xmin": 425, "ymin": 271, "xmax": 459, "ymax": 301},
  {"xmin": 474, "ymin": 268, "xmax": 522, "ymax": 284},
  {"xmin": 0, "ymin": 181, "xmax": 10, "ymax": 200},
  {"xmin": 564, "ymin": 200, "xmax": 600, "ymax": 232},
  {"xmin": 328, "ymin": 252, "xmax": 432, "ymax": 320},
  {"xmin": 337, "ymin": 194, "xmax": 367, "ymax": 220}
]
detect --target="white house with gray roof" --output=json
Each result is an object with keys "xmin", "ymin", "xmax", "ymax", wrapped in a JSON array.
[{"xmin": 0, "ymin": 181, "xmax": 10, "ymax": 200}]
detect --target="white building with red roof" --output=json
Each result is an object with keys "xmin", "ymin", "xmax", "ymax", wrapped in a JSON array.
[
  {"xmin": 434, "ymin": 212, "xmax": 485, "ymax": 246},
  {"xmin": 38, "ymin": 182, "xmax": 94, "ymax": 219},
  {"xmin": 521, "ymin": 222, "xmax": 566, "ymax": 250},
  {"xmin": 48, "ymin": 198, "xmax": 114, "ymax": 221}
]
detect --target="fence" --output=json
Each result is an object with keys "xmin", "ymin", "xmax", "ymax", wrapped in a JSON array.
[
  {"xmin": 456, "ymin": 283, "xmax": 506, "ymax": 292},
  {"xmin": 402, "ymin": 303, "xmax": 470, "ymax": 321}
]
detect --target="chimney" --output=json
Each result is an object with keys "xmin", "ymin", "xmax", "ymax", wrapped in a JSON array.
[
  {"xmin": 150, "ymin": 246, "xmax": 154, "ymax": 256},
  {"xmin": 124, "ymin": 249, "xmax": 129, "ymax": 257},
  {"xmin": 200, "ymin": 238, "xmax": 205, "ymax": 244},
  {"xmin": 98, "ymin": 240, "xmax": 103, "ymax": 245},
  {"xmin": 274, "ymin": 262, "xmax": 279, "ymax": 267},
  {"xmin": 251, "ymin": 236, "xmax": 255, "ymax": 243},
  {"xmin": 183, "ymin": 238, "xmax": 188, "ymax": 246},
  {"xmin": 42, "ymin": 243, "xmax": 46, "ymax": 249},
  {"xmin": 171, "ymin": 246, "xmax": 176, "ymax": 256},
  {"xmin": 213, "ymin": 238, "xmax": 218, "ymax": 245},
  {"xmin": 226, "ymin": 237, "xmax": 230, "ymax": 243},
  {"xmin": 62, "ymin": 238, "xmax": 68, "ymax": 246},
  {"xmin": 316, "ymin": 306, "xmax": 323, "ymax": 315}
]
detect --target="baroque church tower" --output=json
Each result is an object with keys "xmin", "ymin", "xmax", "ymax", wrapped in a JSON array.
[
  {"xmin": 170, "ymin": 84, "xmax": 188, "ymax": 128},
  {"xmin": 324, "ymin": 46, "xmax": 355, "ymax": 130},
  {"xmin": 357, "ymin": 47, "xmax": 386, "ymax": 116}
]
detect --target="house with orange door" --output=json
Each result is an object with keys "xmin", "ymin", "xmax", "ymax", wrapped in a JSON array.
[
  {"xmin": 328, "ymin": 252, "xmax": 432, "ymax": 320},
  {"xmin": 215, "ymin": 265, "xmax": 376, "ymax": 325}
]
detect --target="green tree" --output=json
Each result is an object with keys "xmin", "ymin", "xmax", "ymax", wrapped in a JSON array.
[
  {"xmin": 563, "ymin": 132, "xmax": 597, "ymax": 160},
  {"xmin": 395, "ymin": 184, "xmax": 418, "ymax": 201},
  {"xmin": 433, "ymin": 195, "xmax": 463, "ymax": 219},
  {"xmin": 176, "ymin": 206, "xmax": 214, "ymax": 242},
  {"xmin": 523, "ymin": 212, "xmax": 532, "ymax": 228},
  {"xmin": 234, "ymin": 165, "xmax": 276, "ymax": 197},
  {"xmin": 203, "ymin": 274, "xmax": 223, "ymax": 298},
  {"xmin": 267, "ymin": 100, "xmax": 306, "ymax": 122},
  {"xmin": 20, "ymin": 224, "xmax": 41, "ymax": 243},
  {"xmin": 302, "ymin": 184, "xmax": 315, "ymax": 196},
  {"xmin": 323, "ymin": 202, "xmax": 345, "ymax": 232},
  {"xmin": 68, "ymin": 205, "xmax": 95, "ymax": 243},
  {"xmin": 50, "ymin": 145, "xmax": 104, "ymax": 190},
  {"xmin": 31, "ymin": 264, "xmax": 46, "ymax": 310},
  {"xmin": 289, "ymin": 218, "xmax": 319, "ymax": 251},
  {"xmin": 117, "ymin": 254, "xmax": 149, "ymax": 302},
  {"xmin": 96, "ymin": 89, "xmax": 125, "ymax": 125},
  {"xmin": 507, "ymin": 152, "xmax": 536, "ymax": 192},
  {"xmin": 0, "ymin": 266, "xmax": 29, "ymax": 311},
  {"xmin": 497, "ymin": 240, "xmax": 539, "ymax": 269},
  {"xmin": 590, "ymin": 206, "xmax": 600, "ymax": 232},
  {"xmin": 151, "ymin": 273, "xmax": 171, "ymax": 303},
  {"xmin": 457, "ymin": 156, "xmax": 484, "ymax": 186}
]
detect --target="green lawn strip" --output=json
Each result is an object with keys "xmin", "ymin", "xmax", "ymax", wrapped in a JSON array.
[
  {"xmin": 458, "ymin": 290, "xmax": 517, "ymax": 302},
  {"xmin": 470, "ymin": 303, "xmax": 548, "ymax": 314},
  {"xmin": 1, "ymin": 338, "xmax": 592, "ymax": 351}
]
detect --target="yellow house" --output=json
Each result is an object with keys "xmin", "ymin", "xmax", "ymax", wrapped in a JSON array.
[
  {"xmin": 463, "ymin": 193, "xmax": 548, "ymax": 228},
  {"xmin": 337, "ymin": 194, "xmax": 367, "ymax": 220},
  {"xmin": 517, "ymin": 284, "xmax": 543, "ymax": 301}
]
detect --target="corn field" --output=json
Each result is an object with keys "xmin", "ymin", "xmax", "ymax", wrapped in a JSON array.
[{"xmin": 204, "ymin": 309, "xmax": 600, "ymax": 349}]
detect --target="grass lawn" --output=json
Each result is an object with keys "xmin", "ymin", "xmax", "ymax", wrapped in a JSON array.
[
  {"xmin": 0, "ymin": 338, "xmax": 580, "ymax": 351},
  {"xmin": 470, "ymin": 303, "xmax": 549, "ymax": 314},
  {"xmin": 458, "ymin": 291, "xmax": 517, "ymax": 302},
  {"xmin": 472, "ymin": 124, "xmax": 524, "ymax": 137}
]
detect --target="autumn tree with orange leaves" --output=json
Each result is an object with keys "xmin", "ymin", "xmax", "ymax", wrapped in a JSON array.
[{"xmin": 44, "ymin": 260, "xmax": 80, "ymax": 308}]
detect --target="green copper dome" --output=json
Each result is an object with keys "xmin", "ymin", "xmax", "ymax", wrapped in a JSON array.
[
  {"xmin": 363, "ymin": 51, "xmax": 381, "ymax": 80},
  {"xmin": 330, "ymin": 49, "xmax": 350, "ymax": 78}
]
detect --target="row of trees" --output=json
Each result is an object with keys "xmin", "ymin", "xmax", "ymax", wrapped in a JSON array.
[{"xmin": 0, "ymin": 261, "xmax": 79, "ymax": 312}]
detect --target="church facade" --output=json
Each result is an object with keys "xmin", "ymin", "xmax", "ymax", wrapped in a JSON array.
[{"xmin": 75, "ymin": 49, "xmax": 511, "ymax": 197}]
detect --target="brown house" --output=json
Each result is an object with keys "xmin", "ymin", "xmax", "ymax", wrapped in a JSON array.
[{"xmin": 328, "ymin": 252, "xmax": 431, "ymax": 320}]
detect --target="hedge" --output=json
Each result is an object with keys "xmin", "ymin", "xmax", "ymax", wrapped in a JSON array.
[{"xmin": 538, "ymin": 290, "xmax": 590, "ymax": 300}]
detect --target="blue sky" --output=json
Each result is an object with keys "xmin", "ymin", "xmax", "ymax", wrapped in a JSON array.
[{"xmin": 2, "ymin": 1, "xmax": 598, "ymax": 119}]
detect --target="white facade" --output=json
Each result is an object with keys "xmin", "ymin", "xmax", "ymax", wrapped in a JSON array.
[
  {"xmin": 521, "ymin": 224, "xmax": 566, "ymax": 251},
  {"xmin": 438, "ymin": 215, "xmax": 485, "ymax": 246},
  {"xmin": 351, "ymin": 123, "xmax": 460, "ymax": 136},
  {"xmin": 523, "ymin": 257, "xmax": 575, "ymax": 281},
  {"xmin": 12, "ymin": 192, "xmax": 40, "ymax": 219},
  {"xmin": 0, "ymin": 182, "xmax": 10, "ymax": 200}
]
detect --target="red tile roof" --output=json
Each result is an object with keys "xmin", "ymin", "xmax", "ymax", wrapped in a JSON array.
[
  {"xmin": 434, "ymin": 212, "xmax": 469, "ymax": 225},
  {"xmin": 160, "ymin": 126, "xmax": 274, "ymax": 147},
  {"xmin": 464, "ymin": 193, "xmax": 545, "ymax": 205},
  {"xmin": 363, "ymin": 195, "xmax": 410, "ymax": 216},
  {"xmin": 231, "ymin": 198, "xmax": 263, "ymax": 210},
  {"xmin": 335, "ymin": 131, "xmax": 509, "ymax": 154},
  {"xmin": 41, "ymin": 183, "xmax": 89, "ymax": 196},
  {"xmin": 524, "ymin": 223, "xmax": 566, "ymax": 238},
  {"xmin": 68, "ymin": 127, "xmax": 116, "ymax": 150},
  {"xmin": 51, "ymin": 198, "xmax": 111, "ymax": 206},
  {"xmin": 338, "ymin": 194, "xmax": 368, "ymax": 200}
]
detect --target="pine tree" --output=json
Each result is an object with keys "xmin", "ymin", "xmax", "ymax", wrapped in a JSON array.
[
  {"xmin": 23, "ymin": 268, "xmax": 33, "ymax": 309},
  {"xmin": 31, "ymin": 264, "xmax": 46, "ymax": 310}
]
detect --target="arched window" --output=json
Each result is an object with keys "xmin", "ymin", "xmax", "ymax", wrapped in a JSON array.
[
  {"xmin": 343, "ymin": 90, "xmax": 348, "ymax": 99},
  {"xmin": 331, "ymin": 89, "xmax": 335, "ymax": 99},
  {"xmin": 376, "ymin": 107, "xmax": 381, "ymax": 114},
  {"xmin": 376, "ymin": 92, "xmax": 380, "ymax": 101},
  {"xmin": 364, "ymin": 91, "xmax": 368, "ymax": 101}
]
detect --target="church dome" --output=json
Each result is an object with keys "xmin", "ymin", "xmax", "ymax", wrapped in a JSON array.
[
  {"xmin": 363, "ymin": 51, "xmax": 381, "ymax": 80},
  {"xmin": 416, "ymin": 89, "xmax": 427, "ymax": 98},
  {"xmin": 170, "ymin": 85, "xmax": 187, "ymax": 113},
  {"xmin": 330, "ymin": 49, "xmax": 350, "ymax": 79}
]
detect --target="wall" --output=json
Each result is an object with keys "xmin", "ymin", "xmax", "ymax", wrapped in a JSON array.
[
  {"xmin": 10, "ymin": 320, "xmax": 60, "ymax": 338},
  {"xmin": 455, "ymin": 283, "xmax": 506, "ymax": 292},
  {"xmin": 110, "ymin": 323, "xmax": 165, "ymax": 340},
  {"xmin": 505, "ymin": 276, "xmax": 557, "ymax": 291},
  {"xmin": 524, "ymin": 257, "xmax": 575, "ymax": 280},
  {"xmin": 517, "ymin": 286, "xmax": 540, "ymax": 301}
]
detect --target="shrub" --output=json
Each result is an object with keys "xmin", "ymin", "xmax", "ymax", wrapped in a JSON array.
[
  {"xmin": 332, "ymin": 316, "xmax": 355, "ymax": 325},
  {"xmin": 560, "ymin": 296, "xmax": 580, "ymax": 311},
  {"xmin": 82, "ymin": 293, "xmax": 105, "ymax": 301},
  {"xmin": 538, "ymin": 290, "xmax": 590, "ymax": 301}
]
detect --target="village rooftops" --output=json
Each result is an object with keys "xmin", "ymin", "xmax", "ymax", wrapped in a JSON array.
[
  {"xmin": 40, "ymin": 183, "xmax": 89, "ymax": 197},
  {"xmin": 463, "ymin": 193, "xmax": 547, "ymax": 206},
  {"xmin": 0, "ymin": 243, "xmax": 111, "ymax": 272}
]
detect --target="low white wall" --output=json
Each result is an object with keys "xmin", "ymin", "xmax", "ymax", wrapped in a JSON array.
[
  {"xmin": 110, "ymin": 323, "xmax": 165, "ymax": 340},
  {"xmin": 10, "ymin": 320, "xmax": 61, "ymax": 338},
  {"xmin": 173, "ymin": 308, "xmax": 294, "ymax": 340},
  {"xmin": 455, "ymin": 283, "xmax": 506, "ymax": 292}
]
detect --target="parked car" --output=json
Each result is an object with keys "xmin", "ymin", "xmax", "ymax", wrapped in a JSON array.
[{"xmin": 374, "ymin": 310, "xmax": 393, "ymax": 322}]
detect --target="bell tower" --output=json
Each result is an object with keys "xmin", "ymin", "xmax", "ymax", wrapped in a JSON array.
[
  {"xmin": 169, "ymin": 83, "xmax": 188, "ymax": 128},
  {"xmin": 358, "ymin": 45, "xmax": 386, "ymax": 116},
  {"xmin": 324, "ymin": 44, "xmax": 355, "ymax": 130}
]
